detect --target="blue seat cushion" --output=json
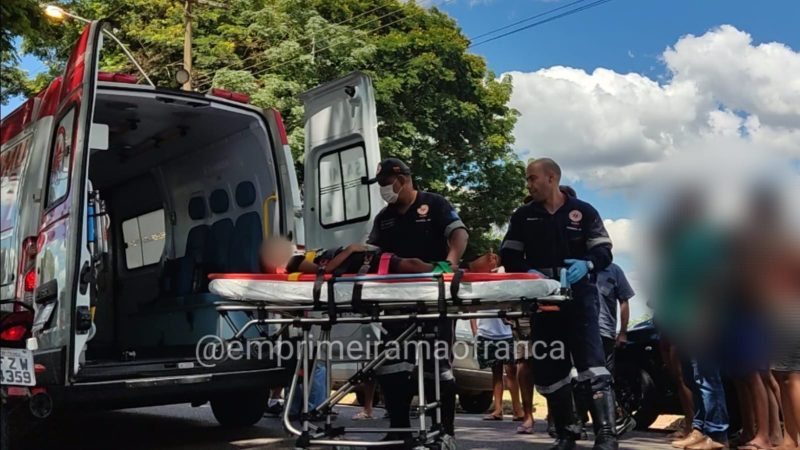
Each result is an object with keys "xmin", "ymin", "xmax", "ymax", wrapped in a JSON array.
[
  {"xmin": 207, "ymin": 218, "xmax": 234, "ymax": 273},
  {"xmin": 229, "ymin": 212, "xmax": 262, "ymax": 273}
]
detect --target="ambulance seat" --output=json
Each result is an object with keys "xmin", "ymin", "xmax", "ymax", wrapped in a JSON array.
[
  {"xmin": 207, "ymin": 189, "xmax": 234, "ymax": 273},
  {"xmin": 161, "ymin": 196, "xmax": 209, "ymax": 296},
  {"xmin": 132, "ymin": 191, "xmax": 256, "ymax": 352},
  {"xmin": 228, "ymin": 181, "xmax": 263, "ymax": 273},
  {"xmin": 185, "ymin": 196, "xmax": 210, "ymax": 264}
]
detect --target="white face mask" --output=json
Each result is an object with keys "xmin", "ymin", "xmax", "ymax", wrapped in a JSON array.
[{"xmin": 380, "ymin": 181, "xmax": 399, "ymax": 204}]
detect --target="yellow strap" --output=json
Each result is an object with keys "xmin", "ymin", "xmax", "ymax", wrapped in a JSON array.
[
  {"xmin": 304, "ymin": 251, "xmax": 316, "ymax": 262},
  {"xmin": 288, "ymin": 272, "xmax": 302, "ymax": 281}
]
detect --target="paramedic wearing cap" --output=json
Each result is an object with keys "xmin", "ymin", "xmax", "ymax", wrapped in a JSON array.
[
  {"xmin": 500, "ymin": 158, "xmax": 616, "ymax": 450},
  {"xmin": 366, "ymin": 157, "xmax": 468, "ymax": 443}
]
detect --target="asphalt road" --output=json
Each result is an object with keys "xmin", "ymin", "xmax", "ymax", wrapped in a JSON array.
[{"xmin": 22, "ymin": 404, "xmax": 677, "ymax": 450}]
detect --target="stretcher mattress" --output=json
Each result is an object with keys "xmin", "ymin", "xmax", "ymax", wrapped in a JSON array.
[{"xmin": 208, "ymin": 272, "xmax": 562, "ymax": 305}]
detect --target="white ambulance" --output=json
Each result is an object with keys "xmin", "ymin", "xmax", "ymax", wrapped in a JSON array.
[{"xmin": 0, "ymin": 20, "xmax": 382, "ymax": 444}]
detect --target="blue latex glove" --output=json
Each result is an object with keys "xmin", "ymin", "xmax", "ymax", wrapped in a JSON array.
[
  {"xmin": 564, "ymin": 259, "xmax": 590, "ymax": 285},
  {"xmin": 527, "ymin": 269, "xmax": 546, "ymax": 277}
]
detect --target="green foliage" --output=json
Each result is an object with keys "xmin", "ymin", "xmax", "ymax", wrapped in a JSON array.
[
  {"xmin": 0, "ymin": 0, "xmax": 56, "ymax": 103},
  {"xmin": 6, "ymin": 0, "xmax": 526, "ymax": 257},
  {"xmin": 0, "ymin": 0, "xmax": 50, "ymax": 54}
]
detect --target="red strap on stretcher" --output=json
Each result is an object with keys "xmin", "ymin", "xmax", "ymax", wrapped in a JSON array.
[{"xmin": 377, "ymin": 253, "xmax": 393, "ymax": 275}]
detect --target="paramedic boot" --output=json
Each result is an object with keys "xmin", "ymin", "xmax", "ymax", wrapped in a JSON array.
[
  {"xmin": 588, "ymin": 387, "xmax": 619, "ymax": 450},
  {"xmin": 546, "ymin": 385, "xmax": 580, "ymax": 450}
]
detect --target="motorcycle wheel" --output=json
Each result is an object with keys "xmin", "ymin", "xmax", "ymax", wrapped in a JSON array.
[{"xmin": 615, "ymin": 362, "xmax": 659, "ymax": 430}]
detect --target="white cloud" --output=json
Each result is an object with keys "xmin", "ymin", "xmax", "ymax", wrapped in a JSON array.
[
  {"xmin": 505, "ymin": 25, "xmax": 800, "ymax": 190},
  {"xmin": 664, "ymin": 25, "xmax": 800, "ymax": 128},
  {"xmin": 603, "ymin": 218, "xmax": 634, "ymax": 255}
]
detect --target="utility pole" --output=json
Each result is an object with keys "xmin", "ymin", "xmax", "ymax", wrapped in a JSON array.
[
  {"xmin": 181, "ymin": 0, "xmax": 223, "ymax": 91},
  {"xmin": 182, "ymin": 0, "xmax": 193, "ymax": 91}
]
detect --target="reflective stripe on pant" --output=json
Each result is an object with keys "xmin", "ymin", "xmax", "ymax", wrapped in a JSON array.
[{"xmin": 532, "ymin": 280, "xmax": 611, "ymax": 394}]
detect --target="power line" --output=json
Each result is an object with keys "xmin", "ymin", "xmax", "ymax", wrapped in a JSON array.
[
  {"xmin": 469, "ymin": 0, "xmax": 614, "ymax": 48},
  {"xmin": 469, "ymin": 0, "xmax": 592, "ymax": 41}
]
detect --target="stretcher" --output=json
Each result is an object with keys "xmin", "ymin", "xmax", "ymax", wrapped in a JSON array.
[
  {"xmin": 208, "ymin": 271, "xmax": 571, "ymax": 449},
  {"xmin": 209, "ymin": 272, "xmax": 563, "ymax": 306}
]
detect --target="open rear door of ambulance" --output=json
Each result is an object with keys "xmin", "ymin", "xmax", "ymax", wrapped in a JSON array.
[
  {"xmin": 299, "ymin": 72, "xmax": 383, "ymax": 250},
  {"xmin": 32, "ymin": 21, "xmax": 105, "ymax": 381}
]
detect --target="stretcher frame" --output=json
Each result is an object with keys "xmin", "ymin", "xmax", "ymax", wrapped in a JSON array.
[{"xmin": 214, "ymin": 271, "xmax": 570, "ymax": 449}]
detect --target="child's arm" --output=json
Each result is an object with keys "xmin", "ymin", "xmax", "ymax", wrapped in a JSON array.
[
  {"xmin": 470, "ymin": 319, "xmax": 478, "ymax": 337},
  {"xmin": 323, "ymin": 244, "xmax": 369, "ymax": 274},
  {"xmin": 296, "ymin": 259, "xmax": 319, "ymax": 273}
]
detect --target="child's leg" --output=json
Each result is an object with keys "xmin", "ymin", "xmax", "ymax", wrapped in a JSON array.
[
  {"xmin": 491, "ymin": 363, "xmax": 504, "ymax": 416},
  {"xmin": 505, "ymin": 362, "xmax": 523, "ymax": 417},
  {"xmin": 517, "ymin": 359, "xmax": 535, "ymax": 426},
  {"xmin": 363, "ymin": 378, "xmax": 376, "ymax": 416}
]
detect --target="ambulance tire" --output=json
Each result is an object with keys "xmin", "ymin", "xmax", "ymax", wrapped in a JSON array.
[{"xmin": 211, "ymin": 388, "xmax": 268, "ymax": 427}]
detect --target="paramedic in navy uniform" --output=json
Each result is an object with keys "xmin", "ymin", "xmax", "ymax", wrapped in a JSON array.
[
  {"xmin": 500, "ymin": 158, "xmax": 617, "ymax": 450},
  {"xmin": 365, "ymin": 157, "xmax": 468, "ymax": 445}
]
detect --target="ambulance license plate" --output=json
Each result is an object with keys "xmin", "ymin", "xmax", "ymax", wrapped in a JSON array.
[{"xmin": 0, "ymin": 348, "xmax": 35, "ymax": 386}]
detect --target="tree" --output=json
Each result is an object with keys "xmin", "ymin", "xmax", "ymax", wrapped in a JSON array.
[
  {"xmin": 0, "ymin": 0, "xmax": 55, "ymax": 103},
  {"xmin": 9, "ymin": 0, "xmax": 525, "ymax": 257}
]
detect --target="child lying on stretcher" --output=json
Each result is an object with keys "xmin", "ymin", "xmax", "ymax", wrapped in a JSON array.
[{"xmin": 259, "ymin": 237, "xmax": 499, "ymax": 275}]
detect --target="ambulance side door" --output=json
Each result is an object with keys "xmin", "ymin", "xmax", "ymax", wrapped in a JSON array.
[
  {"xmin": 32, "ymin": 21, "xmax": 104, "ymax": 379},
  {"xmin": 299, "ymin": 72, "xmax": 383, "ymax": 249}
]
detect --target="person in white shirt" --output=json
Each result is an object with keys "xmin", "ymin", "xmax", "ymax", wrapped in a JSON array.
[{"xmin": 471, "ymin": 318, "xmax": 523, "ymax": 422}]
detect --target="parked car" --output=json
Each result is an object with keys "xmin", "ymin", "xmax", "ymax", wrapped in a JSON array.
[{"xmin": 452, "ymin": 319, "xmax": 494, "ymax": 414}]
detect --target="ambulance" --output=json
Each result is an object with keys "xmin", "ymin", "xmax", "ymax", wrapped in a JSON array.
[{"xmin": 0, "ymin": 20, "xmax": 382, "ymax": 444}]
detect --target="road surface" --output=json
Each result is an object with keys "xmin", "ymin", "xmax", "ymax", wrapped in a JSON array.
[{"xmin": 22, "ymin": 403, "xmax": 677, "ymax": 450}]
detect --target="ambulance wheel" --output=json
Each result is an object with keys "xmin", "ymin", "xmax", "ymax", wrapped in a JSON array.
[{"xmin": 211, "ymin": 388, "xmax": 268, "ymax": 427}]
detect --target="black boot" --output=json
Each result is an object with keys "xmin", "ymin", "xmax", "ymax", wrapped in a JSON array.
[
  {"xmin": 588, "ymin": 387, "xmax": 619, "ymax": 450},
  {"xmin": 545, "ymin": 385, "xmax": 580, "ymax": 450}
]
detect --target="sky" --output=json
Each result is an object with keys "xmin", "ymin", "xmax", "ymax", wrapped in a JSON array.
[
  {"xmin": 4, "ymin": 0, "xmax": 799, "ymax": 322},
  {"xmin": 439, "ymin": 0, "xmax": 800, "ymax": 322}
]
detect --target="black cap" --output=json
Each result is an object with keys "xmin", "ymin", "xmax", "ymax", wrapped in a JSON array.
[{"xmin": 366, "ymin": 157, "xmax": 411, "ymax": 184}]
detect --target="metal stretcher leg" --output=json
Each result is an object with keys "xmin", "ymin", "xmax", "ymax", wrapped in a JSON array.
[
  {"xmin": 282, "ymin": 324, "xmax": 420, "ymax": 448},
  {"xmin": 416, "ymin": 327, "xmax": 427, "ymax": 442}
]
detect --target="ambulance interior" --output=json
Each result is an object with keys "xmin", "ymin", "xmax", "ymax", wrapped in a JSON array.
[{"xmin": 83, "ymin": 90, "xmax": 278, "ymax": 371}]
